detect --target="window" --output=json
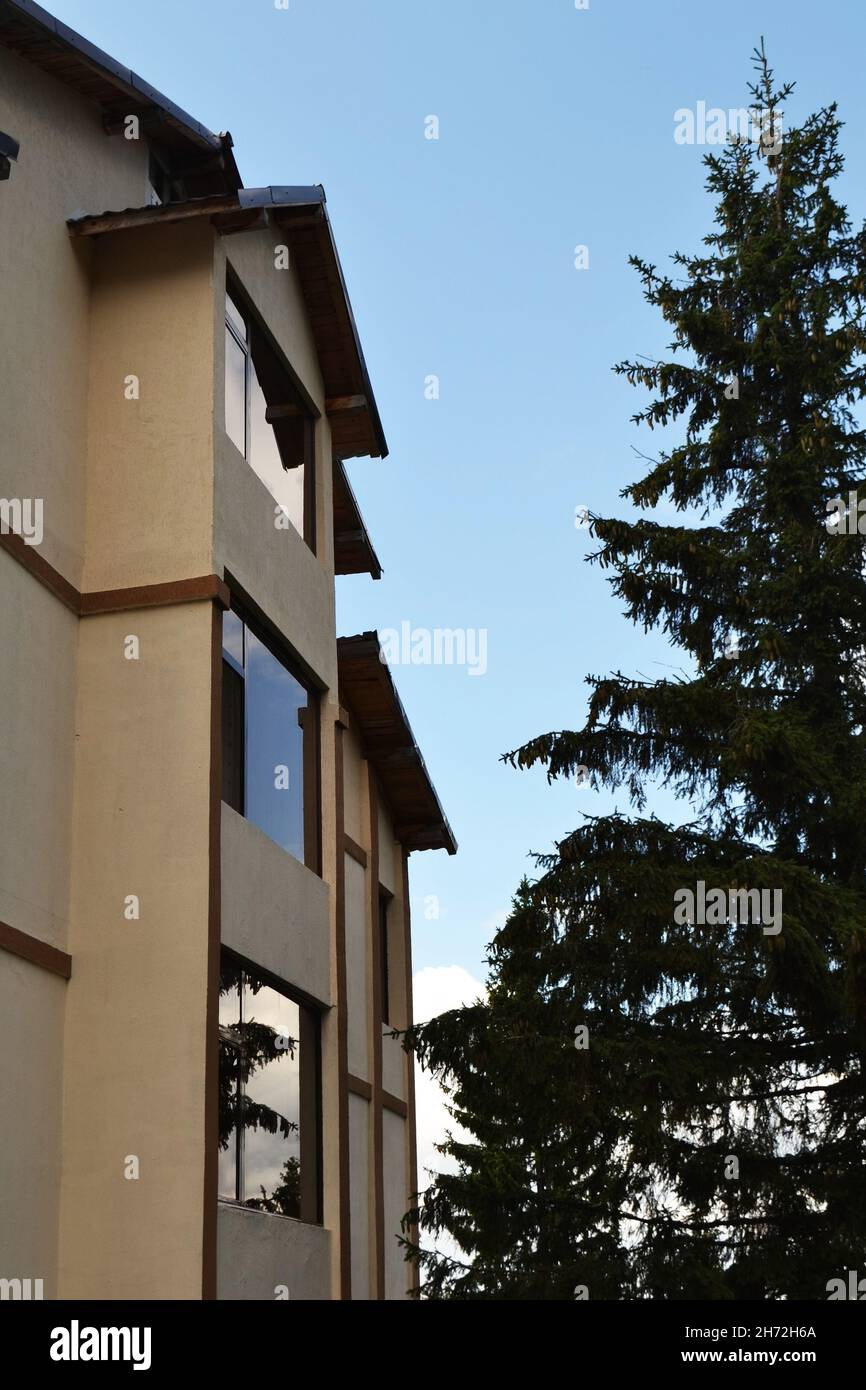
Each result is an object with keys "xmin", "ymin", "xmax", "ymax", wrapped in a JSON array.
[
  {"xmin": 218, "ymin": 952, "xmax": 322, "ymax": 1223},
  {"xmin": 222, "ymin": 605, "xmax": 320, "ymax": 871},
  {"xmin": 224, "ymin": 281, "xmax": 315, "ymax": 549},
  {"xmin": 379, "ymin": 889, "xmax": 391, "ymax": 1025},
  {"xmin": 146, "ymin": 150, "xmax": 173, "ymax": 206}
]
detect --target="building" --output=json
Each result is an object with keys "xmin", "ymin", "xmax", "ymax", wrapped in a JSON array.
[{"xmin": 0, "ymin": 0, "xmax": 456, "ymax": 1301}]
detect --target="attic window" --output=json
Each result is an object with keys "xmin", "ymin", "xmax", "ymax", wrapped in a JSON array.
[{"xmin": 146, "ymin": 151, "xmax": 172, "ymax": 206}]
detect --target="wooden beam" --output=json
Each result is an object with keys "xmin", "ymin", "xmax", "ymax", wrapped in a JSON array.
[
  {"xmin": 382, "ymin": 1090, "xmax": 408, "ymax": 1119},
  {"xmin": 325, "ymin": 394, "xmax": 367, "ymax": 416},
  {"xmin": 265, "ymin": 403, "xmax": 304, "ymax": 422},
  {"xmin": 0, "ymin": 920, "xmax": 71, "ymax": 980},
  {"xmin": 266, "ymin": 395, "xmax": 367, "ymax": 425},
  {"xmin": 344, "ymin": 835, "xmax": 368, "ymax": 869},
  {"xmin": 347, "ymin": 1073, "xmax": 373, "ymax": 1102}
]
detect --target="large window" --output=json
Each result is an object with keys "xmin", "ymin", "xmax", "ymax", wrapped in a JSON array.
[
  {"xmin": 222, "ymin": 605, "xmax": 320, "ymax": 870},
  {"xmin": 218, "ymin": 952, "xmax": 322, "ymax": 1223},
  {"xmin": 224, "ymin": 281, "xmax": 315, "ymax": 549}
]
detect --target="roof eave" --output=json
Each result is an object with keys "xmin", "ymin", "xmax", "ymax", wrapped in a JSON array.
[{"xmin": 338, "ymin": 632, "xmax": 457, "ymax": 857}]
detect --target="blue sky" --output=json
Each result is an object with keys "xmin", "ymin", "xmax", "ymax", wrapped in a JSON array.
[{"xmin": 49, "ymin": 0, "xmax": 866, "ymax": 986}]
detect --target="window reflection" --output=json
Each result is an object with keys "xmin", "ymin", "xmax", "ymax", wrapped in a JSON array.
[
  {"xmin": 218, "ymin": 958, "xmax": 305, "ymax": 1219},
  {"xmin": 226, "ymin": 293, "xmax": 247, "ymax": 343},
  {"xmin": 225, "ymin": 325, "xmax": 247, "ymax": 456},
  {"xmin": 242, "ymin": 979, "xmax": 301, "ymax": 1216},
  {"xmin": 222, "ymin": 609, "xmax": 244, "ymax": 669},
  {"xmin": 245, "ymin": 630, "xmax": 306, "ymax": 861},
  {"xmin": 218, "ymin": 958, "xmax": 242, "ymax": 1202},
  {"xmin": 221, "ymin": 609, "xmax": 317, "ymax": 868},
  {"xmin": 224, "ymin": 285, "xmax": 310, "ymax": 545},
  {"xmin": 250, "ymin": 368, "xmax": 305, "ymax": 537}
]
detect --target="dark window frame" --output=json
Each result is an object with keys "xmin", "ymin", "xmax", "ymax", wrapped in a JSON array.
[
  {"xmin": 221, "ymin": 599, "xmax": 322, "ymax": 875},
  {"xmin": 218, "ymin": 947, "xmax": 323, "ymax": 1226},
  {"xmin": 224, "ymin": 273, "xmax": 318, "ymax": 553}
]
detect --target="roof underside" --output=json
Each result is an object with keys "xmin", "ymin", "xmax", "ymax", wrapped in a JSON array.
[
  {"xmin": 333, "ymin": 460, "xmax": 382, "ymax": 579},
  {"xmin": 0, "ymin": 0, "xmax": 241, "ymax": 196},
  {"xmin": 67, "ymin": 190, "xmax": 388, "ymax": 461},
  {"xmin": 338, "ymin": 634, "xmax": 457, "ymax": 855}
]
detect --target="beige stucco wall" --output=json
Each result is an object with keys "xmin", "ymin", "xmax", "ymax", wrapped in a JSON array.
[
  {"xmin": 348, "ymin": 1092, "xmax": 371, "ymax": 1300},
  {"xmin": 217, "ymin": 1203, "xmax": 331, "ymax": 1301},
  {"xmin": 81, "ymin": 221, "xmax": 216, "ymax": 593},
  {"xmin": 345, "ymin": 855, "xmax": 369, "ymax": 1081},
  {"xmin": 0, "ymin": 551, "xmax": 76, "ymax": 947},
  {"xmin": 58, "ymin": 602, "xmax": 213, "ymax": 1299},
  {"xmin": 381, "ymin": 842, "xmax": 407, "ymax": 1103},
  {"xmin": 342, "ymin": 724, "xmax": 364, "ymax": 844},
  {"xmin": 221, "ymin": 804, "xmax": 332, "ymax": 1006},
  {"xmin": 383, "ymin": 1109, "xmax": 410, "ymax": 1301},
  {"xmin": 378, "ymin": 796, "xmax": 398, "ymax": 894},
  {"xmin": 382, "ymin": 1037, "xmax": 407, "ymax": 1102},
  {"xmin": 0, "ymin": 955, "xmax": 66, "ymax": 1299},
  {"xmin": 0, "ymin": 45, "xmax": 149, "ymax": 589},
  {"xmin": 0, "ymin": 549, "xmax": 78, "ymax": 1298}
]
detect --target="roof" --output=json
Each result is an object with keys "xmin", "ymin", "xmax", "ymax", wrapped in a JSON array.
[
  {"xmin": 338, "ymin": 634, "xmax": 457, "ymax": 856},
  {"xmin": 67, "ymin": 189, "xmax": 388, "ymax": 461},
  {"xmin": 0, "ymin": 0, "xmax": 241, "ymax": 195},
  {"xmin": 333, "ymin": 460, "xmax": 382, "ymax": 580}
]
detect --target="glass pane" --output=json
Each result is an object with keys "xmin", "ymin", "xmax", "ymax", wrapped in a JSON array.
[
  {"xmin": 226, "ymin": 292, "xmax": 247, "ymax": 342},
  {"xmin": 221, "ymin": 662, "xmax": 244, "ymax": 814},
  {"xmin": 249, "ymin": 366, "xmax": 305, "ymax": 538},
  {"xmin": 245, "ymin": 630, "xmax": 306, "ymax": 861},
  {"xmin": 240, "ymin": 977, "xmax": 301, "ymax": 1218},
  {"xmin": 222, "ymin": 609, "xmax": 244, "ymax": 668},
  {"xmin": 218, "ymin": 1043, "xmax": 240, "ymax": 1201},
  {"xmin": 218, "ymin": 961, "xmax": 243, "ymax": 1202},
  {"xmin": 225, "ymin": 325, "xmax": 247, "ymax": 455}
]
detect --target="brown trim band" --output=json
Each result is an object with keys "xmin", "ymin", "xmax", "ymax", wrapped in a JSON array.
[
  {"xmin": 382, "ymin": 1089, "xmax": 408, "ymax": 1119},
  {"xmin": 0, "ymin": 920, "xmax": 71, "ymax": 980},
  {"xmin": 81, "ymin": 576, "xmax": 231, "ymax": 616},
  {"xmin": 0, "ymin": 533, "xmax": 230, "ymax": 618},
  {"xmin": 202, "ymin": 601, "xmax": 224, "ymax": 1300},
  {"xmin": 344, "ymin": 835, "xmax": 368, "ymax": 869},
  {"xmin": 335, "ymin": 719, "xmax": 352, "ymax": 1299},
  {"xmin": 0, "ymin": 532, "xmax": 80, "ymax": 613},
  {"xmin": 368, "ymin": 774, "xmax": 385, "ymax": 1300},
  {"xmin": 347, "ymin": 1073, "xmax": 373, "ymax": 1102}
]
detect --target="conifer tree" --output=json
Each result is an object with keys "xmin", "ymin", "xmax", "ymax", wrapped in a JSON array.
[{"xmin": 405, "ymin": 45, "xmax": 866, "ymax": 1299}]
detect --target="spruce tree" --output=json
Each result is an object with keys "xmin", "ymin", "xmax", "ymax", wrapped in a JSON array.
[{"xmin": 405, "ymin": 45, "xmax": 866, "ymax": 1299}]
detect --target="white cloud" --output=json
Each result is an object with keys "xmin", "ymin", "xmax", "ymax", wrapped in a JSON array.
[
  {"xmin": 411, "ymin": 964, "xmax": 487, "ymax": 1280},
  {"xmin": 412, "ymin": 964, "xmax": 486, "ymax": 1190}
]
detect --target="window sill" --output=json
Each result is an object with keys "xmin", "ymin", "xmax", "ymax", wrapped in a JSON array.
[{"xmin": 218, "ymin": 1198, "xmax": 323, "ymax": 1230}]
